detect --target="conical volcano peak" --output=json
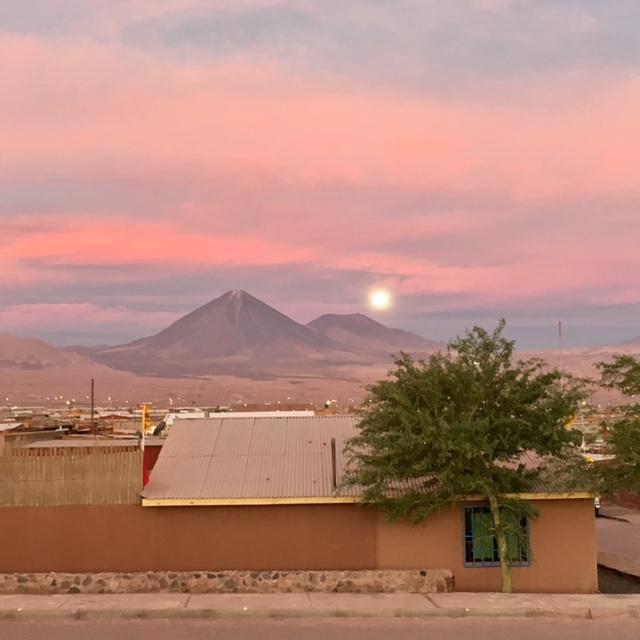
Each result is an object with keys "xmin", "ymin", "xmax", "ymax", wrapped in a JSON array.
[
  {"xmin": 215, "ymin": 289, "xmax": 275, "ymax": 324},
  {"xmin": 218, "ymin": 289, "xmax": 252, "ymax": 304},
  {"xmin": 95, "ymin": 289, "xmax": 332, "ymax": 368},
  {"xmin": 224, "ymin": 289, "xmax": 250, "ymax": 299},
  {"xmin": 220, "ymin": 289, "xmax": 253, "ymax": 315}
]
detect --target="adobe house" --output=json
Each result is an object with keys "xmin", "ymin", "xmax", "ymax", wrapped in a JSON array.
[
  {"xmin": 0, "ymin": 416, "xmax": 597, "ymax": 593},
  {"xmin": 138, "ymin": 416, "xmax": 597, "ymax": 593}
]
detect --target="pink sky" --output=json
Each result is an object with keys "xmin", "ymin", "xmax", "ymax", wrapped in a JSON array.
[{"xmin": 1, "ymin": 2, "xmax": 639, "ymax": 347}]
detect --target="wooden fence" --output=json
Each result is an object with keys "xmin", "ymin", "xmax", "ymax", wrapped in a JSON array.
[{"xmin": 0, "ymin": 447, "xmax": 142, "ymax": 507}]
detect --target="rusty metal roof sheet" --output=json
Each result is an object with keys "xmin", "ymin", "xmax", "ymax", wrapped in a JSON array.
[{"xmin": 142, "ymin": 416, "xmax": 361, "ymax": 501}]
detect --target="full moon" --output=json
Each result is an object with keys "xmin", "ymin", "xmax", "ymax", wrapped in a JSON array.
[{"xmin": 369, "ymin": 289, "xmax": 392, "ymax": 310}]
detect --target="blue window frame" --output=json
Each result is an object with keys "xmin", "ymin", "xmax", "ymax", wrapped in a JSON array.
[{"xmin": 463, "ymin": 506, "xmax": 530, "ymax": 567}]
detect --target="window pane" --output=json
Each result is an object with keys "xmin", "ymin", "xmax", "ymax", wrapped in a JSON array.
[
  {"xmin": 472, "ymin": 509, "xmax": 496, "ymax": 562},
  {"xmin": 464, "ymin": 506, "xmax": 529, "ymax": 566},
  {"xmin": 505, "ymin": 516, "xmax": 528, "ymax": 563}
]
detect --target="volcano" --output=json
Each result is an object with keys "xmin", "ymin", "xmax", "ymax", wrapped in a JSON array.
[
  {"xmin": 89, "ymin": 290, "xmax": 351, "ymax": 376},
  {"xmin": 68, "ymin": 290, "xmax": 446, "ymax": 377},
  {"xmin": 307, "ymin": 313, "xmax": 443, "ymax": 355}
]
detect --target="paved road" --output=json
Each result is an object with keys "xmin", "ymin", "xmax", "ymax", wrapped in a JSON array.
[
  {"xmin": 597, "ymin": 517, "xmax": 640, "ymax": 577},
  {"xmin": 2, "ymin": 619, "xmax": 640, "ymax": 640},
  {"xmin": 599, "ymin": 566, "xmax": 640, "ymax": 594}
]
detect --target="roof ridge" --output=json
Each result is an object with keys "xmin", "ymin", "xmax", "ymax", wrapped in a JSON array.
[{"xmin": 204, "ymin": 415, "xmax": 359, "ymax": 419}]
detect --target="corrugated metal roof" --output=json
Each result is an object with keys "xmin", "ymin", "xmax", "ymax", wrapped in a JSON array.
[
  {"xmin": 142, "ymin": 417, "xmax": 584, "ymax": 503},
  {"xmin": 142, "ymin": 416, "xmax": 360, "ymax": 501}
]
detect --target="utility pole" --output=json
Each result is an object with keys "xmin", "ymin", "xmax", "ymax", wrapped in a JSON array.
[
  {"xmin": 90, "ymin": 378, "xmax": 96, "ymax": 435},
  {"xmin": 558, "ymin": 320, "xmax": 563, "ymax": 351},
  {"xmin": 557, "ymin": 321, "xmax": 565, "ymax": 391},
  {"xmin": 330, "ymin": 437, "xmax": 337, "ymax": 490},
  {"xmin": 140, "ymin": 403, "xmax": 152, "ymax": 452}
]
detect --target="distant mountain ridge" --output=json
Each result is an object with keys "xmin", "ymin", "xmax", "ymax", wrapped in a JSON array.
[
  {"xmin": 74, "ymin": 290, "xmax": 441, "ymax": 377},
  {"xmin": 586, "ymin": 335, "xmax": 640, "ymax": 355},
  {"xmin": 9, "ymin": 291, "xmax": 637, "ymax": 381},
  {"xmin": 0, "ymin": 333, "xmax": 82, "ymax": 369}
]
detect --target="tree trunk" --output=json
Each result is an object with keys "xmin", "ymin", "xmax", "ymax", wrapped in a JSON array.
[{"xmin": 488, "ymin": 495, "xmax": 512, "ymax": 593}]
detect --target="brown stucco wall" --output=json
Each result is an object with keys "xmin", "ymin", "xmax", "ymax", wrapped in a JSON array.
[
  {"xmin": 0, "ymin": 504, "xmax": 378, "ymax": 573},
  {"xmin": 0, "ymin": 499, "xmax": 597, "ymax": 592},
  {"xmin": 376, "ymin": 498, "xmax": 598, "ymax": 593}
]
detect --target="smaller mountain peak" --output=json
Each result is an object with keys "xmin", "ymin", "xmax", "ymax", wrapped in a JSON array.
[
  {"xmin": 308, "ymin": 313, "xmax": 384, "ymax": 328},
  {"xmin": 347, "ymin": 313, "xmax": 376, "ymax": 322}
]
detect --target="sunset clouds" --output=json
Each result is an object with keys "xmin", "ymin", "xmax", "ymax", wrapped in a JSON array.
[{"xmin": 1, "ymin": 1, "xmax": 640, "ymax": 346}]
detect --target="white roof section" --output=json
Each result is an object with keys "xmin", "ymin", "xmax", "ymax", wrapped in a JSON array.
[
  {"xmin": 0, "ymin": 422, "xmax": 22, "ymax": 432},
  {"xmin": 208, "ymin": 411, "xmax": 315, "ymax": 418}
]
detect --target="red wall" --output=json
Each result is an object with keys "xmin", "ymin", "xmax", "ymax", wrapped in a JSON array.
[{"xmin": 143, "ymin": 445, "xmax": 162, "ymax": 472}]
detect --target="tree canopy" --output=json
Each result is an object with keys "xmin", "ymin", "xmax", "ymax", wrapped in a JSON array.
[
  {"xmin": 600, "ymin": 355, "xmax": 640, "ymax": 396},
  {"xmin": 344, "ymin": 321, "xmax": 586, "ymax": 592},
  {"xmin": 597, "ymin": 355, "xmax": 640, "ymax": 496}
]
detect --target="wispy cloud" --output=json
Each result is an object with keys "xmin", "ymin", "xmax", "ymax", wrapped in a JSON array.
[{"xmin": 1, "ymin": 3, "xmax": 639, "ymax": 347}]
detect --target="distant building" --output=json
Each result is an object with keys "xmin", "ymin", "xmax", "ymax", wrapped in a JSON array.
[
  {"xmin": 163, "ymin": 409, "xmax": 315, "ymax": 428},
  {"xmin": 0, "ymin": 422, "xmax": 22, "ymax": 432}
]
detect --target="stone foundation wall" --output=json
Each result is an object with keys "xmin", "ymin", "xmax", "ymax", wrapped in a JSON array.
[{"xmin": 0, "ymin": 569, "xmax": 454, "ymax": 595}]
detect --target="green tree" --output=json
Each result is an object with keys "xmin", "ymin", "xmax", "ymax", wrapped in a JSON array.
[
  {"xmin": 598, "ymin": 355, "xmax": 640, "ymax": 495},
  {"xmin": 600, "ymin": 355, "xmax": 640, "ymax": 396},
  {"xmin": 344, "ymin": 321, "xmax": 585, "ymax": 593}
]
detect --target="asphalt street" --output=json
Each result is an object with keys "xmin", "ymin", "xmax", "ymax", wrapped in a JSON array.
[
  {"xmin": 598, "ymin": 517, "xmax": 640, "ymax": 558},
  {"xmin": 1, "ymin": 618, "xmax": 640, "ymax": 640},
  {"xmin": 597, "ymin": 516, "xmax": 640, "ymax": 577}
]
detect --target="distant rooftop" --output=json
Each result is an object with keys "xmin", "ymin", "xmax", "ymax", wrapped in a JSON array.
[
  {"xmin": 208, "ymin": 411, "xmax": 315, "ymax": 418},
  {"xmin": 24, "ymin": 437, "xmax": 164, "ymax": 449},
  {"xmin": 0, "ymin": 422, "xmax": 22, "ymax": 432}
]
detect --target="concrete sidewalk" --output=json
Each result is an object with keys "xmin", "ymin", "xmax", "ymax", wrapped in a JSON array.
[{"xmin": 1, "ymin": 592, "xmax": 639, "ymax": 620}]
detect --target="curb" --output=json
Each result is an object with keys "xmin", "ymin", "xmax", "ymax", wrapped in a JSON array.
[
  {"xmin": 598, "ymin": 554, "xmax": 640, "ymax": 580},
  {"xmin": 599, "ymin": 513, "xmax": 632, "ymax": 523},
  {"xmin": 1, "ymin": 607, "xmax": 639, "ymax": 621}
]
